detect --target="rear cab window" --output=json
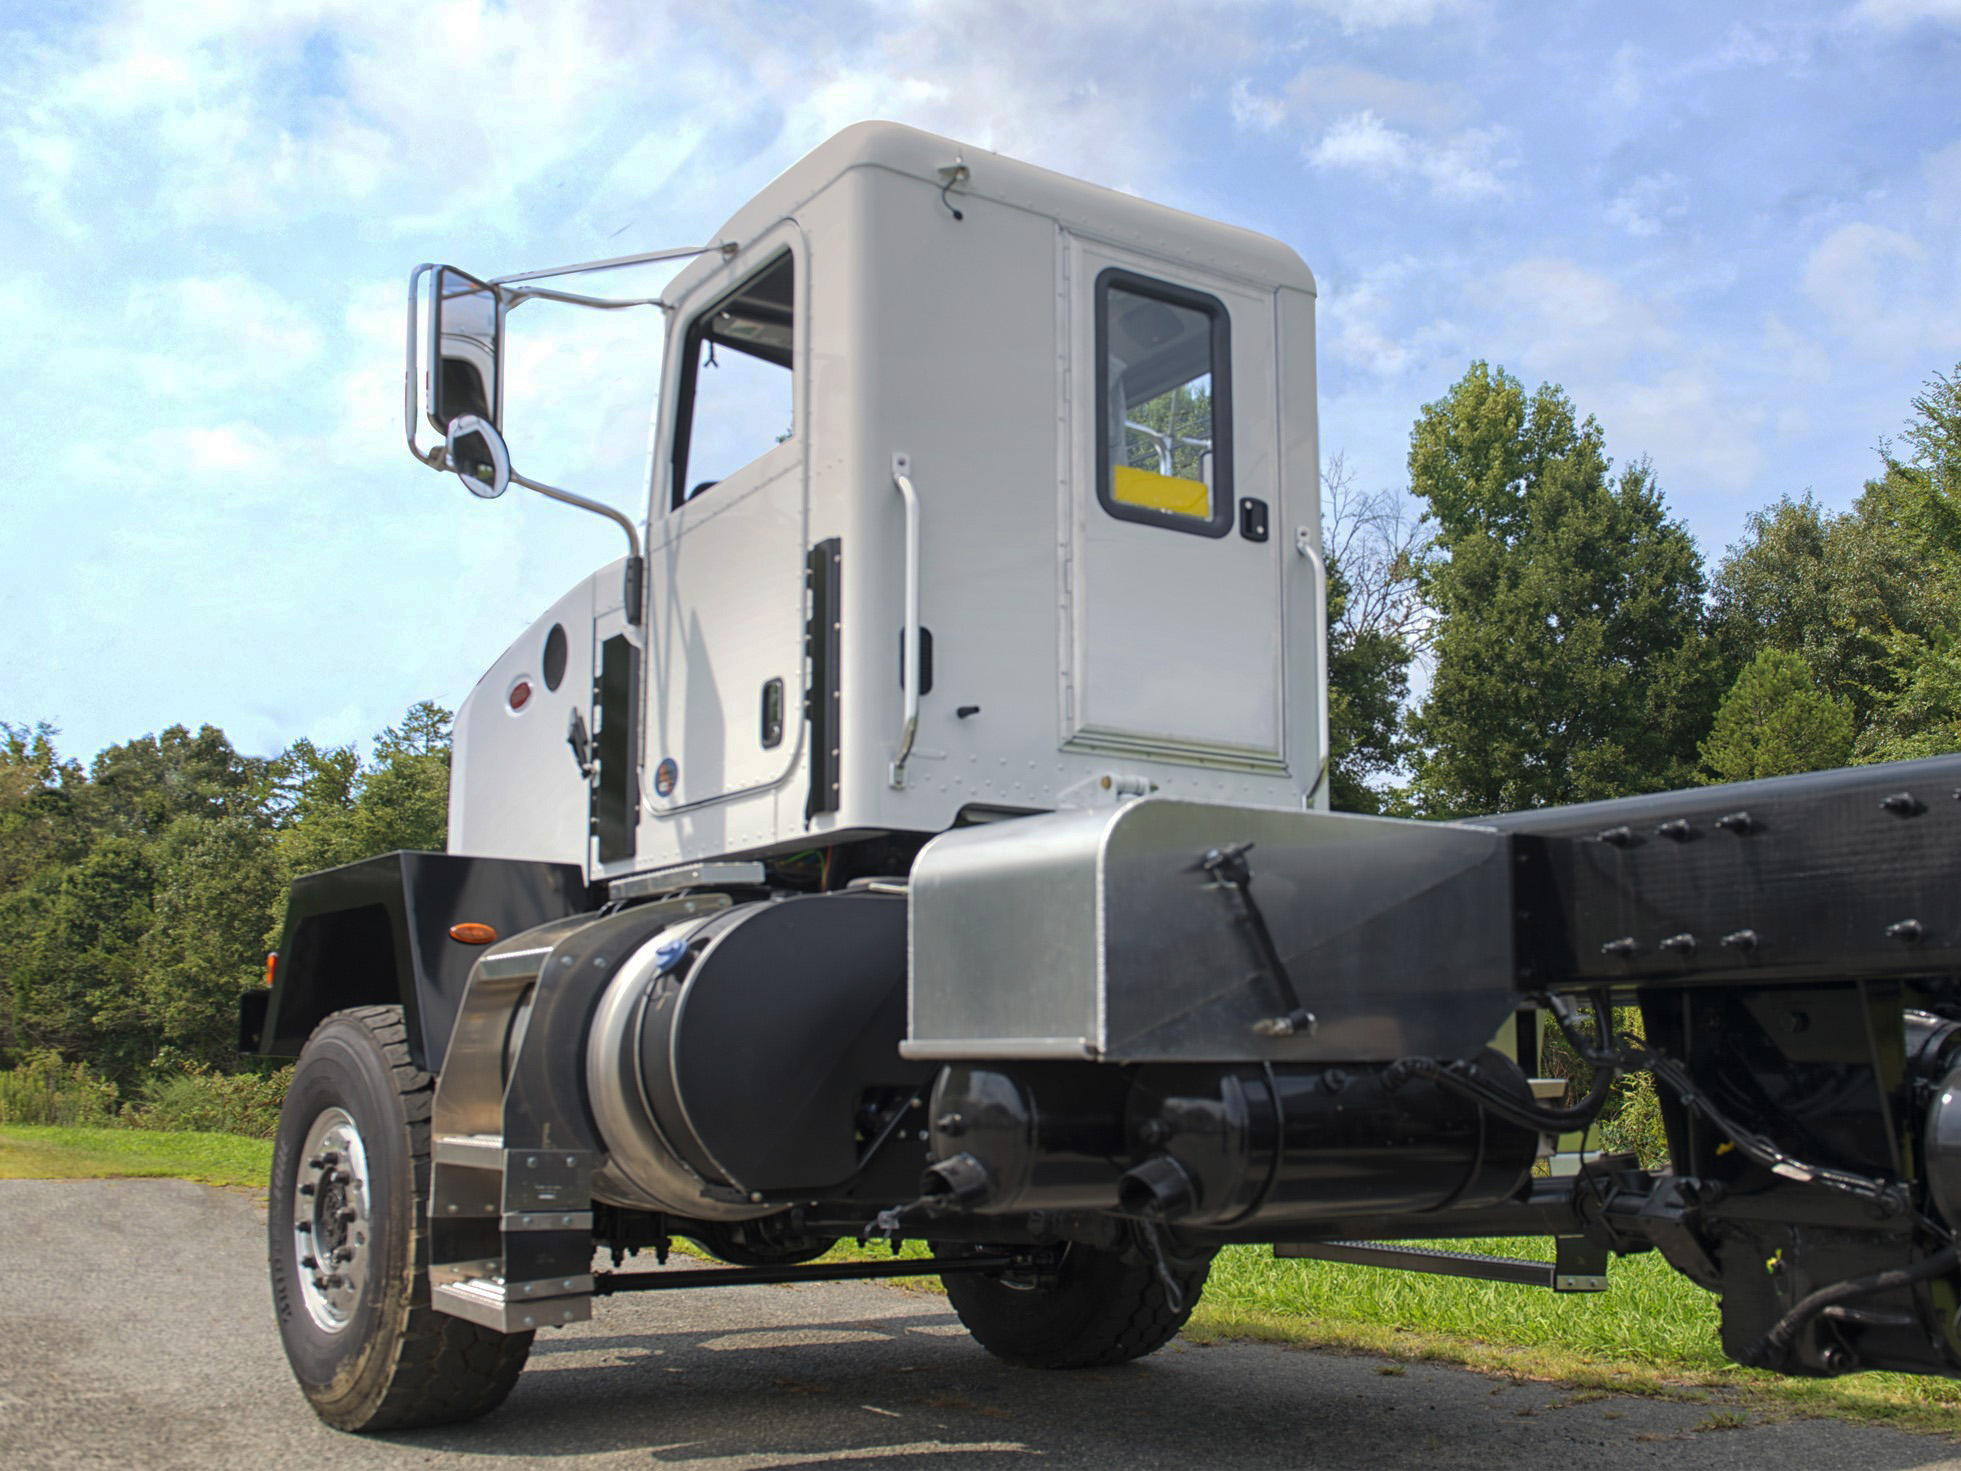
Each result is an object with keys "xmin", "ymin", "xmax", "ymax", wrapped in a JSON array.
[{"xmin": 1094, "ymin": 268, "xmax": 1232, "ymax": 538}]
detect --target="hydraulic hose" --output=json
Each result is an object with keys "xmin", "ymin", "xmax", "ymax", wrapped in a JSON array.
[{"xmin": 1744, "ymin": 1244, "xmax": 1960, "ymax": 1370}]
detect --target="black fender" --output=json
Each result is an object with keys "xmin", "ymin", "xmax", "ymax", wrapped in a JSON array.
[{"xmin": 244, "ymin": 852, "xmax": 590, "ymax": 1072}]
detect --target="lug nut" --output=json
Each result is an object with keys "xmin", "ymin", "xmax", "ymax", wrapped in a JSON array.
[
  {"xmin": 300, "ymin": 1254, "xmax": 318, "ymax": 1269},
  {"xmin": 339, "ymin": 1207, "xmax": 359, "ymax": 1223},
  {"xmin": 295, "ymin": 1221, "xmax": 311, "ymax": 1234}
]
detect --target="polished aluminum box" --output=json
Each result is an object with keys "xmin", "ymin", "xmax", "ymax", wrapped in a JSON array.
[{"xmin": 903, "ymin": 799, "xmax": 1519, "ymax": 1063}]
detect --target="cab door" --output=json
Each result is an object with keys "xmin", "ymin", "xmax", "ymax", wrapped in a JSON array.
[
  {"xmin": 638, "ymin": 228, "xmax": 809, "ymax": 859},
  {"xmin": 1063, "ymin": 237, "xmax": 1287, "ymax": 770}
]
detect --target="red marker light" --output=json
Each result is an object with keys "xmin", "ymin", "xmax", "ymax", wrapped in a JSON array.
[{"xmin": 508, "ymin": 680, "xmax": 532, "ymax": 711}]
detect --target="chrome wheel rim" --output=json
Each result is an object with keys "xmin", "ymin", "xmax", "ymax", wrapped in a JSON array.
[{"xmin": 292, "ymin": 1107, "xmax": 373, "ymax": 1333}]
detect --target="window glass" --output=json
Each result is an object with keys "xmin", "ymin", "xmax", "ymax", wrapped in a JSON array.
[
  {"xmin": 1097, "ymin": 272, "xmax": 1231, "ymax": 535},
  {"xmin": 672, "ymin": 254, "xmax": 795, "ymax": 506}
]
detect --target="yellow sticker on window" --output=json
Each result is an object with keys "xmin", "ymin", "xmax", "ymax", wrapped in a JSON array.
[{"xmin": 1112, "ymin": 464, "xmax": 1210, "ymax": 518}]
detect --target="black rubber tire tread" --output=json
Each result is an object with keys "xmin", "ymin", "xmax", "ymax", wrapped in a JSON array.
[
  {"xmin": 939, "ymin": 1240, "xmax": 1213, "ymax": 1369},
  {"xmin": 269, "ymin": 1004, "xmax": 533, "ymax": 1431}
]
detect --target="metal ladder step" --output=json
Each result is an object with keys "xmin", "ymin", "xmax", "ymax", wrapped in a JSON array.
[{"xmin": 1276, "ymin": 1238, "xmax": 1608, "ymax": 1291}]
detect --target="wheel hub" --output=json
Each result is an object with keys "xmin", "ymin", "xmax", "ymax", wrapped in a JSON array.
[{"xmin": 293, "ymin": 1107, "xmax": 373, "ymax": 1333}]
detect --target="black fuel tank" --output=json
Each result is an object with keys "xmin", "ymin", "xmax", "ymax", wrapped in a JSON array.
[{"xmin": 625, "ymin": 893, "xmax": 938, "ymax": 1198}]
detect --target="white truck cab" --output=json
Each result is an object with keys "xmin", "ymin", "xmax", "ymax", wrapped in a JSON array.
[{"xmin": 432, "ymin": 121, "xmax": 1326, "ymax": 881}]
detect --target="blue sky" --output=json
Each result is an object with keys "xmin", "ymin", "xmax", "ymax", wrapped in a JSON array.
[{"xmin": 4, "ymin": 0, "xmax": 1959, "ymax": 763}]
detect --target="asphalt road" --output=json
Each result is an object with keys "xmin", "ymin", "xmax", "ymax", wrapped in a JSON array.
[{"xmin": 3, "ymin": 1178, "xmax": 1960, "ymax": 1470}]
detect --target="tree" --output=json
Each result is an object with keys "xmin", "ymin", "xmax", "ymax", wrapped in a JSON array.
[
  {"xmin": 1320, "ymin": 456, "xmax": 1421, "ymax": 813},
  {"xmin": 1708, "ymin": 495, "xmax": 1926, "ymax": 734},
  {"xmin": 1404, "ymin": 364, "xmax": 1718, "ymax": 816},
  {"xmin": 1854, "ymin": 362, "xmax": 1961, "ymax": 762},
  {"xmin": 1700, "ymin": 649, "xmax": 1855, "ymax": 783}
]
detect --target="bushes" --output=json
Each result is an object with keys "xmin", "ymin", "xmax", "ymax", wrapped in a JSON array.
[
  {"xmin": 0, "ymin": 1050, "xmax": 121, "ymax": 1127},
  {"xmin": 0, "ymin": 1052, "xmax": 289, "ymax": 1139},
  {"xmin": 122, "ymin": 1061, "xmax": 292, "ymax": 1140}
]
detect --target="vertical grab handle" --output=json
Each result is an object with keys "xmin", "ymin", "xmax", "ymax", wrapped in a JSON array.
[
  {"xmin": 890, "ymin": 454, "xmax": 921, "ymax": 790},
  {"xmin": 1294, "ymin": 527, "xmax": 1332, "ymax": 807}
]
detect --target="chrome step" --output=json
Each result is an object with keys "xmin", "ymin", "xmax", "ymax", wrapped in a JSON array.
[{"xmin": 433, "ymin": 1276, "xmax": 593, "ymax": 1333}]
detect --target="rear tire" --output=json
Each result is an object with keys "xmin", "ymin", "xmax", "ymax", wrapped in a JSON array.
[
  {"xmin": 940, "ymin": 1238, "xmax": 1213, "ymax": 1369},
  {"xmin": 268, "ymin": 1004, "xmax": 532, "ymax": 1431}
]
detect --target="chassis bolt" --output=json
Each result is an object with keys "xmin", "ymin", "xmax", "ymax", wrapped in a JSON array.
[
  {"xmin": 1721, "ymin": 929, "xmax": 1760, "ymax": 952},
  {"xmin": 1716, "ymin": 811, "xmax": 1757, "ymax": 834},
  {"xmin": 1597, "ymin": 826, "xmax": 1636, "ymax": 847},
  {"xmin": 1881, "ymin": 792, "xmax": 1925, "ymax": 817},
  {"xmin": 1601, "ymin": 937, "xmax": 1640, "ymax": 959},
  {"xmin": 1656, "ymin": 818, "xmax": 1694, "ymax": 841},
  {"xmin": 1888, "ymin": 918, "xmax": 1926, "ymax": 944}
]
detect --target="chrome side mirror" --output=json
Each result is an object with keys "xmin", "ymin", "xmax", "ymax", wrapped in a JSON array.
[
  {"xmin": 445, "ymin": 415, "xmax": 511, "ymax": 499},
  {"xmin": 426, "ymin": 266, "xmax": 502, "ymax": 435}
]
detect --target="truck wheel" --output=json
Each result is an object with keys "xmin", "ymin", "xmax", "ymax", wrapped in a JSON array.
[
  {"xmin": 939, "ymin": 1238, "xmax": 1213, "ymax": 1369},
  {"xmin": 268, "ymin": 1004, "xmax": 532, "ymax": 1431}
]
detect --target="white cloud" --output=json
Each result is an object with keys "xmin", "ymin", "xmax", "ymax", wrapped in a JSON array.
[
  {"xmin": 1281, "ymin": 65, "xmax": 1468, "ymax": 131},
  {"xmin": 1605, "ymin": 172, "xmax": 1689, "ymax": 237},
  {"xmin": 1229, "ymin": 78, "xmax": 1286, "ymax": 132},
  {"xmin": 1492, "ymin": 258, "xmax": 1672, "ymax": 377},
  {"xmin": 1802, "ymin": 221, "xmax": 1959, "ymax": 358},
  {"xmin": 1306, "ymin": 109, "xmax": 1517, "ymax": 201},
  {"xmin": 1761, "ymin": 313, "xmax": 1832, "ymax": 385},
  {"xmin": 1308, "ymin": 109, "xmax": 1412, "ymax": 174},
  {"xmin": 1604, "ymin": 42, "xmax": 1643, "ymax": 111},
  {"xmin": 1849, "ymin": 0, "xmax": 1961, "ymax": 28},
  {"xmin": 1318, "ymin": 257, "xmax": 1464, "ymax": 378},
  {"xmin": 1294, "ymin": 0, "xmax": 1474, "ymax": 31},
  {"xmin": 1603, "ymin": 370, "xmax": 1766, "ymax": 491}
]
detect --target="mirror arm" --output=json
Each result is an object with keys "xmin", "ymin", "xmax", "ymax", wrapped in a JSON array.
[
  {"xmin": 490, "ymin": 241, "xmax": 735, "ymax": 287},
  {"xmin": 502, "ymin": 285, "xmax": 671, "ymax": 312},
  {"xmin": 509, "ymin": 470, "xmax": 645, "ymax": 625}
]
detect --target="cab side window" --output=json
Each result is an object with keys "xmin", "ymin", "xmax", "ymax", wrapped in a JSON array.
[
  {"xmin": 671, "ymin": 253, "xmax": 795, "ymax": 508},
  {"xmin": 1095, "ymin": 269, "xmax": 1232, "ymax": 538}
]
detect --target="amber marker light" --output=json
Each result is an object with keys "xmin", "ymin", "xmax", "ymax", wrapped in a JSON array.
[
  {"xmin": 449, "ymin": 923, "xmax": 499, "ymax": 945},
  {"xmin": 265, "ymin": 952, "xmax": 277, "ymax": 987}
]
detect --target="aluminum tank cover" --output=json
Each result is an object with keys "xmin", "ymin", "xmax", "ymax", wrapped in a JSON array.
[{"xmin": 903, "ymin": 799, "xmax": 1520, "ymax": 1065}]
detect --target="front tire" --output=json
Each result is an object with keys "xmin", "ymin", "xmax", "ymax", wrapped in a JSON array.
[
  {"xmin": 940, "ymin": 1237, "xmax": 1213, "ymax": 1369},
  {"xmin": 268, "ymin": 1005, "xmax": 532, "ymax": 1431}
]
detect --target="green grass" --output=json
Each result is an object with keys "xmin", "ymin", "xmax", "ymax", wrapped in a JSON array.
[
  {"xmin": 0, "ymin": 1124, "xmax": 273, "ymax": 1189},
  {"xmin": 1186, "ymin": 1240, "xmax": 1961, "ymax": 1436},
  {"xmin": 823, "ymin": 1232, "xmax": 1961, "ymax": 1433}
]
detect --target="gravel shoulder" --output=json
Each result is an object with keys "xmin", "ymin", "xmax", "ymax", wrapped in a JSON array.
[{"xmin": 2, "ymin": 1178, "xmax": 1958, "ymax": 1470}]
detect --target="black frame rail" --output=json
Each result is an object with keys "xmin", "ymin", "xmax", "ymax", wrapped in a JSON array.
[{"xmin": 593, "ymin": 1253, "xmax": 1018, "ymax": 1295}]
